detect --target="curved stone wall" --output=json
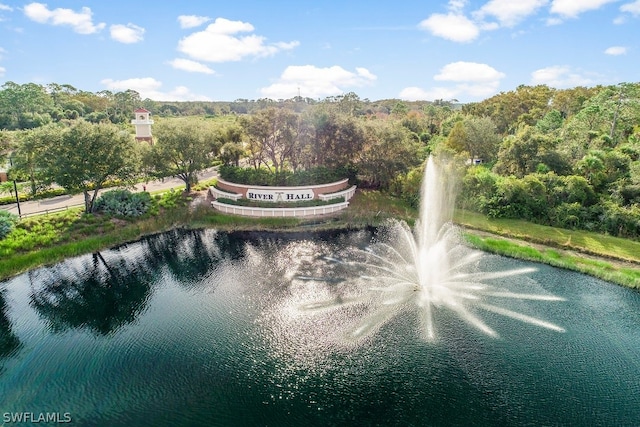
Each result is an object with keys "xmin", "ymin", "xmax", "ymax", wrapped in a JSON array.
[
  {"xmin": 215, "ymin": 178, "xmax": 349, "ymax": 200},
  {"xmin": 209, "ymin": 178, "xmax": 356, "ymax": 217}
]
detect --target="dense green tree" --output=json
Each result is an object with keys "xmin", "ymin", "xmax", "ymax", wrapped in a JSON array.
[
  {"xmin": 445, "ymin": 116, "xmax": 501, "ymax": 163},
  {"xmin": 0, "ymin": 130, "xmax": 14, "ymax": 162},
  {"xmin": 493, "ymin": 126, "xmax": 569, "ymax": 177},
  {"xmin": 563, "ymin": 84, "xmax": 640, "ymax": 159},
  {"xmin": 144, "ymin": 118, "xmax": 220, "ymax": 192},
  {"xmin": 305, "ymin": 108, "xmax": 365, "ymax": 170},
  {"xmin": 0, "ymin": 82, "xmax": 54, "ymax": 130},
  {"xmin": 13, "ymin": 125, "xmax": 62, "ymax": 195},
  {"xmin": 240, "ymin": 108, "xmax": 300, "ymax": 175},
  {"xmin": 217, "ymin": 123, "xmax": 244, "ymax": 166},
  {"xmin": 324, "ymin": 92, "xmax": 364, "ymax": 116},
  {"xmin": 463, "ymin": 85, "xmax": 555, "ymax": 135},
  {"xmin": 535, "ymin": 109, "xmax": 564, "ymax": 134},
  {"xmin": 357, "ymin": 121, "xmax": 421, "ymax": 188},
  {"xmin": 550, "ymin": 86, "xmax": 599, "ymax": 119},
  {"xmin": 43, "ymin": 121, "xmax": 139, "ymax": 213}
]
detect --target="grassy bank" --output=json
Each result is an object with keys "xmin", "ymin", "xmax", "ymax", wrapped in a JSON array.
[
  {"xmin": 454, "ymin": 209, "xmax": 640, "ymax": 264},
  {"xmin": 0, "ymin": 192, "xmax": 311, "ymax": 282},
  {"xmin": 463, "ymin": 234, "xmax": 640, "ymax": 289},
  {"xmin": 2, "ymin": 190, "xmax": 640, "ymax": 290}
]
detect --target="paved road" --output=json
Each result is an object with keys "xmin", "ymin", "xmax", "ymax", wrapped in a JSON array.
[{"xmin": 0, "ymin": 168, "xmax": 218, "ymax": 217}]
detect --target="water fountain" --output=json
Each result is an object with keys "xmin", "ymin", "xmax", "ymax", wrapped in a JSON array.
[{"xmin": 298, "ymin": 156, "xmax": 565, "ymax": 341}]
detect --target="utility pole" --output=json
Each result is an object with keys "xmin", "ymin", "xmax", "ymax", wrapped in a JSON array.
[{"xmin": 8, "ymin": 156, "xmax": 21, "ymax": 217}]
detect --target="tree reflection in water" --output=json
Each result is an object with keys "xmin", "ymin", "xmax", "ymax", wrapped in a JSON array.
[
  {"xmin": 28, "ymin": 228, "xmax": 236, "ymax": 336},
  {"xmin": 0, "ymin": 291, "xmax": 21, "ymax": 374},
  {"xmin": 29, "ymin": 251, "xmax": 155, "ymax": 336}
]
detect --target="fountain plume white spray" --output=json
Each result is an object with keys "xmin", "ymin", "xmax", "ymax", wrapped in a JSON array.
[{"xmin": 297, "ymin": 156, "xmax": 565, "ymax": 342}]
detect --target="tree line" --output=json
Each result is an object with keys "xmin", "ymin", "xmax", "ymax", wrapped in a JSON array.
[
  {"xmin": 1, "ymin": 80, "xmax": 640, "ymax": 239},
  {"xmin": 0, "ymin": 81, "xmax": 448, "ymax": 130}
]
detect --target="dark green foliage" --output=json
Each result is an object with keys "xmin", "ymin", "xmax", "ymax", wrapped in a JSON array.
[
  {"xmin": 154, "ymin": 191, "xmax": 189, "ymax": 209},
  {"xmin": 219, "ymin": 165, "xmax": 354, "ymax": 186},
  {"xmin": 94, "ymin": 190, "xmax": 151, "ymax": 217},
  {"xmin": 589, "ymin": 202, "xmax": 640, "ymax": 238},
  {"xmin": 620, "ymin": 184, "xmax": 640, "ymax": 205},
  {"xmin": 459, "ymin": 166, "xmax": 499, "ymax": 213},
  {"xmin": 549, "ymin": 202, "xmax": 586, "ymax": 229},
  {"xmin": 459, "ymin": 168, "xmax": 602, "ymax": 230},
  {"xmin": 0, "ymin": 211, "xmax": 18, "ymax": 240}
]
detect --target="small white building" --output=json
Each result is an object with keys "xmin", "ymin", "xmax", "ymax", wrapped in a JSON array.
[{"xmin": 131, "ymin": 108, "xmax": 154, "ymax": 143}]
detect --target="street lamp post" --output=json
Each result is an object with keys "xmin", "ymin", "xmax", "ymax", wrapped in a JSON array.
[{"xmin": 8, "ymin": 156, "xmax": 21, "ymax": 217}]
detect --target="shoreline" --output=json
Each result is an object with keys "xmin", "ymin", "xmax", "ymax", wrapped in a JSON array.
[
  {"xmin": 1, "ymin": 191, "xmax": 639, "ymax": 289},
  {"xmin": 2, "ymin": 217, "xmax": 639, "ymax": 290}
]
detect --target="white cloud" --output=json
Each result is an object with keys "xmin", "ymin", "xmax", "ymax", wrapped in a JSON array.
[
  {"xmin": 100, "ymin": 77, "xmax": 211, "ymax": 101},
  {"xmin": 23, "ymin": 2, "xmax": 105, "ymax": 34},
  {"xmin": 550, "ymin": 0, "xmax": 619, "ymax": 18},
  {"xmin": 168, "ymin": 58, "xmax": 215, "ymax": 74},
  {"xmin": 178, "ymin": 15, "xmax": 211, "ymax": 29},
  {"xmin": 605, "ymin": 46, "xmax": 627, "ymax": 55},
  {"xmin": 399, "ymin": 86, "xmax": 460, "ymax": 101},
  {"xmin": 530, "ymin": 65, "xmax": 595, "ymax": 87},
  {"xmin": 474, "ymin": 0, "xmax": 548, "ymax": 27},
  {"xmin": 419, "ymin": 0, "xmax": 545, "ymax": 42},
  {"xmin": 621, "ymin": 0, "xmax": 640, "ymax": 15},
  {"xmin": 0, "ymin": 66, "xmax": 5, "ymax": 77},
  {"xmin": 177, "ymin": 17, "xmax": 299, "ymax": 63},
  {"xmin": 0, "ymin": 3, "xmax": 13, "ymax": 11},
  {"xmin": 260, "ymin": 65, "xmax": 377, "ymax": 99},
  {"xmin": 400, "ymin": 61, "xmax": 505, "ymax": 101},
  {"xmin": 545, "ymin": 17, "xmax": 564, "ymax": 25},
  {"xmin": 110, "ymin": 23, "xmax": 145, "ymax": 44},
  {"xmin": 434, "ymin": 61, "xmax": 506, "ymax": 82},
  {"xmin": 418, "ymin": 13, "xmax": 479, "ymax": 42}
]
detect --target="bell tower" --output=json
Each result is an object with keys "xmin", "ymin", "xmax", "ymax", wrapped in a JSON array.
[{"xmin": 132, "ymin": 108, "xmax": 153, "ymax": 143}]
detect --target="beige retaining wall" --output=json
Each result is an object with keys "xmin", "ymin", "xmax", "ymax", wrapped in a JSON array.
[
  {"xmin": 210, "ymin": 200, "xmax": 350, "ymax": 217},
  {"xmin": 215, "ymin": 178, "xmax": 349, "ymax": 199}
]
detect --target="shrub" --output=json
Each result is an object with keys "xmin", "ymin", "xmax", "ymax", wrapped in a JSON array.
[
  {"xmin": 549, "ymin": 202, "xmax": 585, "ymax": 229},
  {"xmin": 219, "ymin": 165, "xmax": 354, "ymax": 186},
  {"xmin": 156, "ymin": 190, "xmax": 188, "ymax": 209},
  {"xmin": 94, "ymin": 189, "xmax": 152, "ymax": 217},
  {"xmin": 0, "ymin": 210, "xmax": 18, "ymax": 240},
  {"xmin": 590, "ymin": 201, "xmax": 640, "ymax": 238},
  {"xmin": 460, "ymin": 166, "xmax": 499, "ymax": 213}
]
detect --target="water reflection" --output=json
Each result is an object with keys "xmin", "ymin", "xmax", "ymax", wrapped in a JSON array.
[
  {"xmin": 144, "ymin": 228, "xmax": 244, "ymax": 285},
  {"xmin": 28, "ymin": 228, "xmax": 233, "ymax": 336},
  {"xmin": 0, "ymin": 290, "xmax": 21, "ymax": 364},
  {"xmin": 29, "ymin": 251, "xmax": 154, "ymax": 336}
]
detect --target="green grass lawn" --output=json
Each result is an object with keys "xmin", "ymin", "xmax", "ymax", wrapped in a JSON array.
[
  {"xmin": 454, "ymin": 209, "xmax": 640, "ymax": 263},
  {"xmin": 454, "ymin": 209, "xmax": 640, "ymax": 289}
]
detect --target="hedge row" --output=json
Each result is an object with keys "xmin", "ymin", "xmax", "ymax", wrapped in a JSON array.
[{"xmin": 219, "ymin": 165, "xmax": 355, "ymax": 186}]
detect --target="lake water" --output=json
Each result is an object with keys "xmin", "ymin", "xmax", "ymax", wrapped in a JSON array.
[{"xmin": 1, "ymin": 228, "xmax": 639, "ymax": 426}]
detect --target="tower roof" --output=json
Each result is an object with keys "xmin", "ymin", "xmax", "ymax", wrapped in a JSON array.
[{"xmin": 134, "ymin": 108, "xmax": 150, "ymax": 113}]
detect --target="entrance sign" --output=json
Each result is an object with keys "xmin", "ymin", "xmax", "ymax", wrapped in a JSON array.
[{"xmin": 247, "ymin": 188, "xmax": 314, "ymax": 202}]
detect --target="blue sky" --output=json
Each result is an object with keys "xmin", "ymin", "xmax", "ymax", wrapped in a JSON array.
[{"xmin": 0, "ymin": 0, "xmax": 638, "ymax": 102}]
